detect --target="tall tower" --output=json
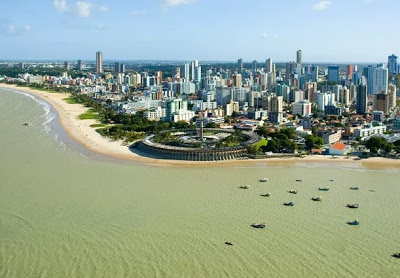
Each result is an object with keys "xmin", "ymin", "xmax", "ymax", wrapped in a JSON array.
[
  {"xmin": 388, "ymin": 54, "xmax": 398, "ymax": 75},
  {"xmin": 96, "ymin": 51, "xmax": 103, "ymax": 75},
  {"xmin": 252, "ymin": 60, "xmax": 257, "ymax": 75},
  {"xmin": 296, "ymin": 50, "xmax": 302, "ymax": 65},
  {"xmin": 77, "ymin": 60, "xmax": 83, "ymax": 71},
  {"xmin": 356, "ymin": 85, "xmax": 368, "ymax": 114},
  {"xmin": 115, "ymin": 62, "xmax": 121, "ymax": 73},
  {"xmin": 184, "ymin": 63, "xmax": 190, "ymax": 80},
  {"xmin": 238, "ymin": 58, "xmax": 243, "ymax": 74},
  {"xmin": 265, "ymin": 58, "xmax": 272, "ymax": 73}
]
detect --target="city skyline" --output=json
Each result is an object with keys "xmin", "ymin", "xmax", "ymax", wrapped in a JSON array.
[{"xmin": 0, "ymin": 0, "xmax": 399, "ymax": 62}]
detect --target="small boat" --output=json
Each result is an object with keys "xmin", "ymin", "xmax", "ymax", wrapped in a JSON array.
[
  {"xmin": 251, "ymin": 223, "xmax": 266, "ymax": 229},
  {"xmin": 350, "ymin": 186, "xmax": 359, "ymax": 190},
  {"xmin": 288, "ymin": 190, "xmax": 298, "ymax": 194},
  {"xmin": 392, "ymin": 253, "xmax": 400, "ymax": 258},
  {"xmin": 329, "ymin": 179, "xmax": 334, "ymax": 182},
  {"xmin": 318, "ymin": 187, "xmax": 330, "ymax": 191},
  {"xmin": 23, "ymin": 122, "xmax": 32, "ymax": 126},
  {"xmin": 295, "ymin": 179, "xmax": 302, "ymax": 182},
  {"xmin": 284, "ymin": 201, "xmax": 295, "ymax": 206},
  {"xmin": 347, "ymin": 203, "xmax": 359, "ymax": 209},
  {"xmin": 239, "ymin": 185, "xmax": 250, "ymax": 189},
  {"xmin": 347, "ymin": 219, "xmax": 360, "ymax": 225},
  {"xmin": 225, "ymin": 241, "xmax": 234, "ymax": 246},
  {"xmin": 369, "ymin": 189, "xmax": 376, "ymax": 192},
  {"xmin": 259, "ymin": 178, "xmax": 269, "ymax": 182},
  {"xmin": 311, "ymin": 196, "xmax": 322, "ymax": 201},
  {"xmin": 260, "ymin": 193, "xmax": 271, "ymax": 197}
]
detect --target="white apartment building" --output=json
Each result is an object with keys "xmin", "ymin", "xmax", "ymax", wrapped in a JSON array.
[{"xmin": 354, "ymin": 125, "xmax": 387, "ymax": 140}]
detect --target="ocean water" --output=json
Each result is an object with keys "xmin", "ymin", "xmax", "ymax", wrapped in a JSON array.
[{"xmin": 1, "ymin": 88, "xmax": 400, "ymax": 277}]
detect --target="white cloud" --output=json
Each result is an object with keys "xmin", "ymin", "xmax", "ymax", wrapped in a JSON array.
[
  {"xmin": 53, "ymin": 0, "xmax": 68, "ymax": 13},
  {"xmin": 312, "ymin": 1, "xmax": 332, "ymax": 11},
  {"xmin": 262, "ymin": 32, "xmax": 278, "ymax": 40},
  {"xmin": 8, "ymin": 25, "xmax": 16, "ymax": 33},
  {"xmin": 129, "ymin": 10, "xmax": 147, "ymax": 16},
  {"xmin": 0, "ymin": 23, "xmax": 31, "ymax": 36},
  {"xmin": 161, "ymin": 0, "xmax": 197, "ymax": 7},
  {"xmin": 75, "ymin": 2, "xmax": 92, "ymax": 17},
  {"xmin": 96, "ymin": 23, "xmax": 105, "ymax": 30},
  {"xmin": 99, "ymin": 5, "xmax": 108, "ymax": 12}
]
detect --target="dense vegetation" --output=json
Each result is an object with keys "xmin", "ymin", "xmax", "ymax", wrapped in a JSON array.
[
  {"xmin": 256, "ymin": 127, "xmax": 298, "ymax": 153},
  {"xmin": 365, "ymin": 137, "xmax": 400, "ymax": 154}
]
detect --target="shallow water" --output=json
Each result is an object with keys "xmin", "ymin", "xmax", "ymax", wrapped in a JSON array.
[{"xmin": 1, "ymin": 88, "xmax": 400, "ymax": 277}]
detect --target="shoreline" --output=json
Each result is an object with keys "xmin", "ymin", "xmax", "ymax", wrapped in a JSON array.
[{"xmin": 1, "ymin": 83, "xmax": 400, "ymax": 169}]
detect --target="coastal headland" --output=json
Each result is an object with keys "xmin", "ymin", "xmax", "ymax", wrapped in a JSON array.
[{"xmin": 1, "ymin": 83, "xmax": 400, "ymax": 169}]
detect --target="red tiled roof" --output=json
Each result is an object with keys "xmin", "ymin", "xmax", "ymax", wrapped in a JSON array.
[{"xmin": 331, "ymin": 142, "xmax": 347, "ymax": 151}]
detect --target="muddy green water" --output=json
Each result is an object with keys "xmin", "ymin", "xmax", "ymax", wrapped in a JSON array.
[{"xmin": 1, "ymin": 88, "xmax": 400, "ymax": 277}]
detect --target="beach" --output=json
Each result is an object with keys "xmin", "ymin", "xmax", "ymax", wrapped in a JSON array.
[
  {"xmin": 1, "ymin": 83, "xmax": 400, "ymax": 169},
  {"xmin": 1, "ymin": 87, "xmax": 400, "ymax": 277}
]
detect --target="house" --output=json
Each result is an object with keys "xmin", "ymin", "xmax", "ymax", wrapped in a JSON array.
[{"xmin": 329, "ymin": 142, "xmax": 351, "ymax": 156}]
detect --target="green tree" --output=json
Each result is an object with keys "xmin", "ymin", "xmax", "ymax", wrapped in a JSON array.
[{"xmin": 305, "ymin": 134, "xmax": 324, "ymax": 150}]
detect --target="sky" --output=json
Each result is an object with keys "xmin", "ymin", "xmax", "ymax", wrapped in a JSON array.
[{"xmin": 0, "ymin": 0, "xmax": 399, "ymax": 63}]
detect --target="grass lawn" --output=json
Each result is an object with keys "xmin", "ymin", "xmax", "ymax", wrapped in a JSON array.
[
  {"xmin": 89, "ymin": 124, "xmax": 106, "ymax": 128},
  {"xmin": 253, "ymin": 138, "xmax": 268, "ymax": 148},
  {"xmin": 63, "ymin": 97, "xmax": 81, "ymax": 104},
  {"xmin": 78, "ymin": 109, "xmax": 100, "ymax": 120}
]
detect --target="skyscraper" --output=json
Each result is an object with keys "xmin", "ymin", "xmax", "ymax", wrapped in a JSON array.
[
  {"xmin": 356, "ymin": 85, "xmax": 368, "ymax": 114},
  {"xmin": 388, "ymin": 54, "xmax": 398, "ymax": 75},
  {"xmin": 296, "ymin": 50, "xmax": 302, "ymax": 65},
  {"xmin": 238, "ymin": 58, "xmax": 243, "ymax": 74},
  {"xmin": 265, "ymin": 58, "xmax": 272, "ymax": 73},
  {"xmin": 191, "ymin": 60, "xmax": 198, "ymax": 81},
  {"xmin": 96, "ymin": 51, "xmax": 103, "ymax": 75},
  {"xmin": 347, "ymin": 64, "xmax": 354, "ymax": 79},
  {"xmin": 77, "ymin": 60, "xmax": 83, "ymax": 71},
  {"xmin": 64, "ymin": 61, "xmax": 70, "ymax": 70},
  {"xmin": 184, "ymin": 63, "xmax": 190, "ymax": 80},
  {"xmin": 372, "ymin": 64, "xmax": 388, "ymax": 94},
  {"xmin": 115, "ymin": 62, "xmax": 121, "ymax": 73},
  {"xmin": 328, "ymin": 66, "xmax": 340, "ymax": 82},
  {"xmin": 252, "ymin": 60, "xmax": 257, "ymax": 75}
]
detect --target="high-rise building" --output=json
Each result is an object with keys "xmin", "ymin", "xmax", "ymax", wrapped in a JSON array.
[
  {"xmin": 327, "ymin": 66, "xmax": 340, "ymax": 82},
  {"xmin": 184, "ymin": 63, "xmax": 190, "ymax": 80},
  {"xmin": 96, "ymin": 51, "xmax": 103, "ymax": 74},
  {"xmin": 252, "ymin": 60, "xmax": 257, "ymax": 75},
  {"xmin": 238, "ymin": 58, "xmax": 243, "ymax": 74},
  {"xmin": 296, "ymin": 50, "xmax": 302, "ymax": 65},
  {"xmin": 305, "ymin": 65, "xmax": 318, "ymax": 82},
  {"xmin": 388, "ymin": 54, "xmax": 398, "ymax": 75},
  {"xmin": 347, "ymin": 64, "xmax": 354, "ymax": 79},
  {"xmin": 19, "ymin": 62, "xmax": 25, "ymax": 69},
  {"xmin": 293, "ymin": 100, "xmax": 311, "ymax": 117},
  {"xmin": 363, "ymin": 65, "xmax": 374, "ymax": 94},
  {"xmin": 115, "ymin": 62, "xmax": 121, "ymax": 73},
  {"xmin": 374, "ymin": 93, "xmax": 390, "ymax": 114},
  {"xmin": 191, "ymin": 60, "xmax": 198, "ymax": 81},
  {"xmin": 234, "ymin": 74, "xmax": 242, "ymax": 88},
  {"xmin": 175, "ymin": 67, "xmax": 181, "ymax": 79},
  {"xmin": 165, "ymin": 99, "xmax": 188, "ymax": 122},
  {"xmin": 356, "ymin": 85, "xmax": 368, "ymax": 114},
  {"xmin": 265, "ymin": 58, "xmax": 272, "ymax": 73},
  {"xmin": 77, "ymin": 60, "xmax": 83, "ymax": 71},
  {"xmin": 64, "ymin": 61, "xmax": 70, "ymax": 70},
  {"xmin": 194, "ymin": 65, "xmax": 201, "ymax": 83},
  {"xmin": 286, "ymin": 62, "xmax": 300, "ymax": 80},
  {"xmin": 372, "ymin": 64, "xmax": 388, "ymax": 94},
  {"xmin": 120, "ymin": 64, "xmax": 126, "ymax": 73},
  {"xmin": 268, "ymin": 96, "xmax": 283, "ymax": 124}
]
